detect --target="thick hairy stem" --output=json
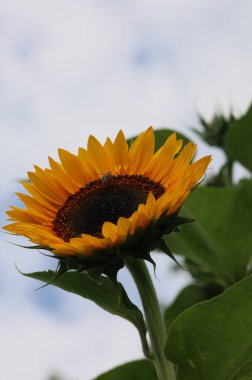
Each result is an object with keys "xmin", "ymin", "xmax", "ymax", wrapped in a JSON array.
[{"xmin": 126, "ymin": 258, "xmax": 176, "ymax": 380}]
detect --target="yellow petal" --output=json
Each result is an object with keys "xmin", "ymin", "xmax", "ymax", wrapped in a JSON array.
[
  {"xmin": 187, "ymin": 155, "xmax": 212, "ymax": 187},
  {"xmin": 113, "ymin": 130, "xmax": 129, "ymax": 172},
  {"xmin": 5, "ymin": 208, "xmax": 37, "ymax": 224},
  {"xmin": 21, "ymin": 181, "xmax": 58, "ymax": 212},
  {"xmin": 49, "ymin": 157, "xmax": 77, "ymax": 193},
  {"xmin": 163, "ymin": 142, "xmax": 197, "ymax": 184},
  {"xmin": 87, "ymin": 135, "xmax": 112, "ymax": 175},
  {"xmin": 78, "ymin": 148, "xmax": 99, "ymax": 181},
  {"xmin": 102, "ymin": 221, "xmax": 117, "ymax": 239},
  {"xmin": 28, "ymin": 171, "xmax": 63, "ymax": 206},
  {"xmin": 128, "ymin": 127, "xmax": 155, "ymax": 174},
  {"xmin": 58, "ymin": 149, "xmax": 88, "ymax": 187}
]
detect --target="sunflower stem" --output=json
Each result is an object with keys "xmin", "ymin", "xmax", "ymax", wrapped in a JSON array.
[{"xmin": 125, "ymin": 258, "xmax": 176, "ymax": 380}]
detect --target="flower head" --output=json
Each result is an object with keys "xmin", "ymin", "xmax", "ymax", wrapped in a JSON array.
[{"xmin": 4, "ymin": 127, "xmax": 211, "ymax": 275}]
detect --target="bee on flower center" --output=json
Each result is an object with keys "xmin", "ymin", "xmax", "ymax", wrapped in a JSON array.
[{"xmin": 101, "ymin": 171, "xmax": 113, "ymax": 184}]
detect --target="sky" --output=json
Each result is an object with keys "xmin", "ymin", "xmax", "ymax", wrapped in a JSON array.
[{"xmin": 0, "ymin": 1, "xmax": 252, "ymax": 379}]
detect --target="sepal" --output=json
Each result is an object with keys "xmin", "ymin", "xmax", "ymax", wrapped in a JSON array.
[{"xmin": 155, "ymin": 238, "xmax": 184, "ymax": 270}]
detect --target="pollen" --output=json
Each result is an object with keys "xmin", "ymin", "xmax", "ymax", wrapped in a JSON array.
[{"xmin": 52, "ymin": 174, "xmax": 165, "ymax": 241}]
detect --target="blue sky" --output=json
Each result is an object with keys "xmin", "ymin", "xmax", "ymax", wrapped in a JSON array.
[{"xmin": 1, "ymin": 0, "xmax": 252, "ymax": 379}]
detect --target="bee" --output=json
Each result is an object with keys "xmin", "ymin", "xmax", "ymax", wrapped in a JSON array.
[{"xmin": 101, "ymin": 171, "xmax": 113, "ymax": 184}]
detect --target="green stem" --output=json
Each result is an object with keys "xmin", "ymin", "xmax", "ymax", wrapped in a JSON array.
[
  {"xmin": 126, "ymin": 258, "xmax": 176, "ymax": 380},
  {"xmin": 226, "ymin": 160, "xmax": 234, "ymax": 185}
]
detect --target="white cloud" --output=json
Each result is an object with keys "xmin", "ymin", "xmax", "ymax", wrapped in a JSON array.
[
  {"xmin": 0, "ymin": 298, "xmax": 142, "ymax": 380},
  {"xmin": 1, "ymin": 0, "xmax": 251, "ymax": 195}
]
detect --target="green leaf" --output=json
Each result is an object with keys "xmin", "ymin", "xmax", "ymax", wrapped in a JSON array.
[
  {"xmin": 93, "ymin": 359, "xmax": 157, "ymax": 380},
  {"xmin": 164, "ymin": 284, "xmax": 215, "ymax": 327},
  {"xmin": 128, "ymin": 128, "xmax": 190, "ymax": 152},
  {"xmin": 165, "ymin": 275, "xmax": 252, "ymax": 380},
  {"xmin": 166, "ymin": 180, "xmax": 252, "ymax": 288},
  {"xmin": 24, "ymin": 270, "xmax": 147, "ymax": 349},
  {"xmin": 225, "ymin": 103, "xmax": 252, "ymax": 172}
]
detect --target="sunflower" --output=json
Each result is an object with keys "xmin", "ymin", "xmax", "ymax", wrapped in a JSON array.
[{"xmin": 4, "ymin": 127, "xmax": 211, "ymax": 273}]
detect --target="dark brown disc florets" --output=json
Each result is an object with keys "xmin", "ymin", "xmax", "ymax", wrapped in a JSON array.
[{"xmin": 52, "ymin": 174, "xmax": 165, "ymax": 241}]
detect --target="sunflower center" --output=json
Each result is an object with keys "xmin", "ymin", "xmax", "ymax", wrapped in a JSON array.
[{"xmin": 53, "ymin": 174, "xmax": 165, "ymax": 241}]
